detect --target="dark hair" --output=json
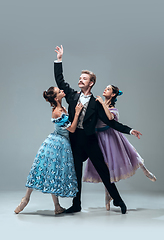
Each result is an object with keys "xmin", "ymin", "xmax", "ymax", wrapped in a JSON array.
[
  {"xmin": 109, "ymin": 85, "xmax": 120, "ymax": 107},
  {"xmin": 43, "ymin": 86, "xmax": 57, "ymax": 108},
  {"xmin": 81, "ymin": 70, "xmax": 96, "ymax": 88}
]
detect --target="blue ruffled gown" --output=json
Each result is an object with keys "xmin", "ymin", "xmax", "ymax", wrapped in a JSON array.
[{"xmin": 26, "ymin": 113, "xmax": 78, "ymax": 198}]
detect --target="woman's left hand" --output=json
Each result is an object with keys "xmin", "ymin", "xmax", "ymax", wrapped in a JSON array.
[{"xmin": 96, "ymin": 96, "xmax": 104, "ymax": 105}]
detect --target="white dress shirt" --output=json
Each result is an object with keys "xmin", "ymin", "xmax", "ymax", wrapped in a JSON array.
[{"xmin": 79, "ymin": 92, "xmax": 92, "ymax": 105}]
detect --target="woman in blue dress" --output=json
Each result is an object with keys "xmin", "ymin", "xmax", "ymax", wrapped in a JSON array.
[{"xmin": 14, "ymin": 86, "xmax": 83, "ymax": 215}]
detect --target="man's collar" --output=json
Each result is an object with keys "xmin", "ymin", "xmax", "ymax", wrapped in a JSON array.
[{"xmin": 80, "ymin": 92, "xmax": 92, "ymax": 98}]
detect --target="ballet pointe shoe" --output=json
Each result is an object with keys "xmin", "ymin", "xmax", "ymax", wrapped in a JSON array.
[
  {"xmin": 14, "ymin": 197, "xmax": 29, "ymax": 214},
  {"xmin": 106, "ymin": 197, "xmax": 113, "ymax": 211},
  {"xmin": 55, "ymin": 206, "xmax": 66, "ymax": 215},
  {"xmin": 106, "ymin": 202, "xmax": 110, "ymax": 211},
  {"xmin": 140, "ymin": 164, "xmax": 157, "ymax": 182},
  {"xmin": 105, "ymin": 192, "xmax": 113, "ymax": 211},
  {"xmin": 145, "ymin": 171, "xmax": 157, "ymax": 182}
]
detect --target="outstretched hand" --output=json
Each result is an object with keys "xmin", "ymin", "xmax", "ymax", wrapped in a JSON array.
[
  {"xmin": 131, "ymin": 130, "xmax": 142, "ymax": 139},
  {"xmin": 55, "ymin": 45, "xmax": 63, "ymax": 61}
]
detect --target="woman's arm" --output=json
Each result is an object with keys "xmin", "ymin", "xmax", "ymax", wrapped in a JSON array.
[
  {"xmin": 66, "ymin": 103, "xmax": 83, "ymax": 133},
  {"xmin": 96, "ymin": 96, "xmax": 114, "ymax": 120}
]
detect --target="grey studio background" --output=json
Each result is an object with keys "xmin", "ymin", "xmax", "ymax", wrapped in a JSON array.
[{"xmin": 0, "ymin": 0, "xmax": 164, "ymax": 195}]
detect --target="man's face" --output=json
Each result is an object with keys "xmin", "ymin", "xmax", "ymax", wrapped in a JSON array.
[{"xmin": 78, "ymin": 73, "xmax": 92, "ymax": 90}]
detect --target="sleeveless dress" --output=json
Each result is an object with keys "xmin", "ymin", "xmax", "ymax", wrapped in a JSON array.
[
  {"xmin": 83, "ymin": 108, "xmax": 143, "ymax": 183},
  {"xmin": 26, "ymin": 113, "xmax": 78, "ymax": 197}
]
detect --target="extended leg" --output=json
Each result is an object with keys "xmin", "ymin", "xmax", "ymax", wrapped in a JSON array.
[
  {"xmin": 14, "ymin": 188, "xmax": 33, "ymax": 214},
  {"xmin": 86, "ymin": 136, "xmax": 127, "ymax": 214},
  {"xmin": 139, "ymin": 163, "xmax": 156, "ymax": 182}
]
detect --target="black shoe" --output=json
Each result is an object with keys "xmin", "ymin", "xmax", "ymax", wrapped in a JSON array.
[
  {"xmin": 64, "ymin": 205, "xmax": 81, "ymax": 214},
  {"xmin": 113, "ymin": 200, "xmax": 127, "ymax": 214}
]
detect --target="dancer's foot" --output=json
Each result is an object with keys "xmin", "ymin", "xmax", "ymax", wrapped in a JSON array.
[
  {"xmin": 64, "ymin": 205, "xmax": 81, "ymax": 214},
  {"xmin": 106, "ymin": 199, "xmax": 113, "ymax": 211},
  {"xmin": 55, "ymin": 206, "xmax": 66, "ymax": 215},
  {"xmin": 105, "ymin": 192, "xmax": 113, "ymax": 211},
  {"xmin": 145, "ymin": 171, "xmax": 157, "ymax": 182},
  {"xmin": 113, "ymin": 200, "xmax": 127, "ymax": 214},
  {"xmin": 140, "ymin": 164, "xmax": 157, "ymax": 182},
  {"xmin": 14, "ymin": 197, "xmax": 29, "ymax": 214}
]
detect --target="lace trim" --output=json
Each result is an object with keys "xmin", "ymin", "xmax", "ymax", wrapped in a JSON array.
[
  {"xmin": 51, "ymin": 112, "xmax": 68, "ymax": 123},
  {"xmin": 83, "ymin": 161, "xmax": 143, "ymax": 183},
  {"xmin": 62, "ymin": 121, "xmax": 71, "ymax": 129}
]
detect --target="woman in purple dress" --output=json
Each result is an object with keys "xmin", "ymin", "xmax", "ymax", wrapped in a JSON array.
[{"xmin": 83, "ymin": 84, "xmax": 156, "ymax": 211}]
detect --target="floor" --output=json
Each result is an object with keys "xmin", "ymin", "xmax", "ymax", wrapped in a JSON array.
[{"xmin": 1, "ymin": 183, "xmax": 164, "ymax": 240}]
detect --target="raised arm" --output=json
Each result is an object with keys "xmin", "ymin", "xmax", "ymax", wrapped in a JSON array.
[
  {"xmin": 54, "ymin": 45, "xmax": 77, "ymax": 103},
  {"xmin": 55, "ymin": 45, "xmax": 63, "ymax": 62}
]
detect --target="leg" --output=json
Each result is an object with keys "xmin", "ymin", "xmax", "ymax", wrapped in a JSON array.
[
  {"xmin": 64, "ymin": 154, "xmax": 84, "ymax": 213},
  {"xmin": 90, "ymin": 155, "xmax": 127, "ymax": 214},
  {"xmin": 65, "ymin": 130, "xmax": 87, "ymax": 213},
  {"xmin": 86, "ymin": 136, "xmax": 127, "ymax": 214},
  {"xmin": 14, "ymin": 188, "xmax": 33, "ymax": 214},
  {"xmin": 73, "ymin": 160, "xmax": 83, "ymax": 208},
  {"xmin": 51, "ymin": 194, "xmax": 65, "ymax": 215},
  {"xmin": 139, "ymin": 163, "xmax": 156, "ymax": 182}
]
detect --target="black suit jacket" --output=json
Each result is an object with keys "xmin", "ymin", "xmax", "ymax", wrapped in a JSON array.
[{"xmin": 54, "ymin": 62, "xmax": 131, "ymax": 136}]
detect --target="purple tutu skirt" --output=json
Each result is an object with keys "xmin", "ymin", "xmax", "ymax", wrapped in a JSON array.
[{"xmin": 83, "ymin": 110, "xmax": 143, "ymax": 183}]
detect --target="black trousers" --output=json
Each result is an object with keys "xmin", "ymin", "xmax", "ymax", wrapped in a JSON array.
[{"xmin": 69, "ymin": 128, "xmax": 123, "ymax": 207}]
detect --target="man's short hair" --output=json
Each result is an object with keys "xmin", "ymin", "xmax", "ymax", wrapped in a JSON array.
[{"xmin": 81, "ymin": 70, "xmax": 96, "ymax": 87}]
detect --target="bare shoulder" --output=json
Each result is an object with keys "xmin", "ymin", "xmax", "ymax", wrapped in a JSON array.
[
  {"xmin": 52, "ymin": 109, "xmax": 62, "ymax": 119},
  {"xmin": 62, "ymin": 106, "xmax": 67, "ymax": 113}
]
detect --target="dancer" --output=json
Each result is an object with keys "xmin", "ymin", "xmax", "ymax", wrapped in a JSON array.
[
  {"xmin": 14, "ymin": 86, "xmax": 83, "ymax": 215},
  {"xmin": 54, "ymin": 45, "xmax": 142, "ymax": 214},
  {"xmin": 83, "ymin": 84, "xmax": 156, "ymax": 211}
]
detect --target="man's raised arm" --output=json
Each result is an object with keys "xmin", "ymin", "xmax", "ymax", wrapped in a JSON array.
[
  {"xmin": 54, "ymin": 45, "xmax": 76, "ymax": 101},
  {"xmin": 55, "ymin": 45, "xmax": 63, "ymax": 62}
]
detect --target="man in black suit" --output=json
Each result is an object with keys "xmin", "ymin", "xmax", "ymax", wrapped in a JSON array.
[{"xmin": 54, "ymin": 45, "xmax": 141, "ymax": 214}]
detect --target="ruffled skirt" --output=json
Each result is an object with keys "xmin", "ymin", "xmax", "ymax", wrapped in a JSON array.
[
  {"xmin": 26, "ymin": 132, "xmax": 78, "ymax": 197},
  {"xmin": 83, "ymin": 128, "xmax": 143, "ymax": 183}
]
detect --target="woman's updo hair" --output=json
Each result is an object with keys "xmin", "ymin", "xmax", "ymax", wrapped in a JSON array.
[
  {"xmin": 43, "ymin": 86, "xmax": 57, "ymax": 108},
  {"xmin": 109, "ymin": 85, "xmax": 120, "ymax": 108}
]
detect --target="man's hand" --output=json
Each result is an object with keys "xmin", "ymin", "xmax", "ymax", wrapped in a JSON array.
[
  {"xmin": 131, "ymin": 130, "xmax": 142, "ymax": 139},
  {"xmin": 55, "ymin": 45, "xmax": 63, "ymax": 61}
]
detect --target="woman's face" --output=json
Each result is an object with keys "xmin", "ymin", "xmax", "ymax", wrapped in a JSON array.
[
  {"xmin": 54, "ymin": 87, "xmax": 65, "ymax": 101},
  {"xmin": 103, "ymin": 85, "xmax": 115, "ymax": 99}
]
